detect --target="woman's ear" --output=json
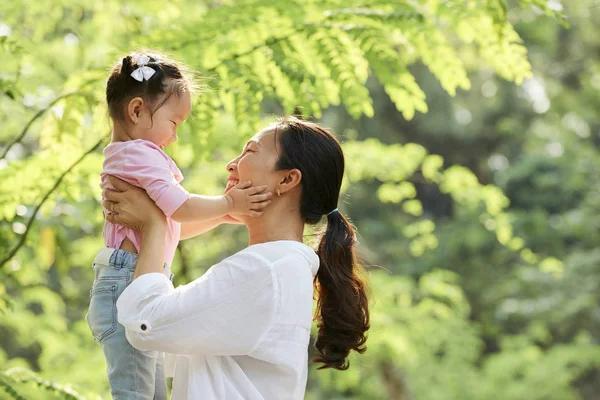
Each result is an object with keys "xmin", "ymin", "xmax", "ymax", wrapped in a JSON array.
[
  {"xmin": 127, "ymin": 97, "xmax": 144, "ymax": 124},
  {"xmin": 279, "ymin": 168, "xmax": 302, "ymax": 195}
]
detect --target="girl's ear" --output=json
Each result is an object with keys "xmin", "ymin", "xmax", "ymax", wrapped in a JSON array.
[{"xmin": 127, "ymin": 97, "xmax": 144, "ymax": 124}]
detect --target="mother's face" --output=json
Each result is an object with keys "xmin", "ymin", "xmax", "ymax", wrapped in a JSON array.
[{"xmin": 225, "ymin": 127, "xmax": 282, "ymax": 194}]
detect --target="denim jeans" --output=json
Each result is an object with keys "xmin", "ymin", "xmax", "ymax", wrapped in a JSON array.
[{"xmin": 86, "ymin": 247, "xmax": 172, "ymax": 400}]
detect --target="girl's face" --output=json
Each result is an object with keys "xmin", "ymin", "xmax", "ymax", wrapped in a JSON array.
[
  {"xmin": 132, "ymin": 91, "xmax": 192, "ymax": 150},
  {"xmin": 225, "ymin": 128, "xmax": 282, "ymax": 194}
]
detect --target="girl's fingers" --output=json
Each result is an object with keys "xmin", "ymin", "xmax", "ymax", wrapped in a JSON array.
[
  {"xmin": 246, "ymin": 185, "xmax": 268, "ymax": 195},
  {"xmin": 251, "ymin": 200, "xmax": 271, "ymax": 210},
  {"xmin": 235, "ymin": 181, "xmax": 253, "ymax": 189},
  {"xmin": 250, "ymin": 192, "xmax": 272, "ymax": 202},
  {"xmin": 250, "ymin": 210, "xmax": 264, "ymax": 218}
]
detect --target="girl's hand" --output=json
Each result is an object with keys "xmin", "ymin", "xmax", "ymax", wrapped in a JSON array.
[
  {"xmin": 220, "ymin": 185, "xmax": 246, "ymax": 225},
  {"xmin": 102, "ymin": 176, "xmax": 166, "ymax": 232},
  {"xmin": 224, "ymin": 181, "xmax": 272, "ymax": 217},
  {"xmin": 220, "ymin": 214, "xmax": 244, "ymax": 225}
]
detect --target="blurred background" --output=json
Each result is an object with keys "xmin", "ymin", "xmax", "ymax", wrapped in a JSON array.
[{"xmin": 0, "ymin": 0, "xmax": 599, "ymax": 399}]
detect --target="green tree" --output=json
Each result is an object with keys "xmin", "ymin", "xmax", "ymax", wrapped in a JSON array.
[
  {"xmin": 2, "ymin": 1, "xmax": 593, "ymax": 399},
  {"xmin": 324, "ymin": 0, "xmax": 600, "ymax": 398}
]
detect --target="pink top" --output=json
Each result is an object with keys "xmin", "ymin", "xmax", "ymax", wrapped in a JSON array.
[{"xmin": 101, "ymin": 139, "xmax": 191, "ymax": 266}]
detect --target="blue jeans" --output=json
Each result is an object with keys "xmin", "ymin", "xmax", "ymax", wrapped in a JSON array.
[{"xmin": 86, "ymin": 248, "xmax": 172, "ymax": 400}]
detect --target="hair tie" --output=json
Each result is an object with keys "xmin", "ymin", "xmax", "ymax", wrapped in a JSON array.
[{"xmin": 327, "ymin": 208, "xmax": 338, "ymax": 216}]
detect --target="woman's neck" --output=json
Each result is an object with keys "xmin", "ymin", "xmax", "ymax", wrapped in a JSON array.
[{"xmin": 245, "ymin": 203, "xmax": 305, "ymax": 246}]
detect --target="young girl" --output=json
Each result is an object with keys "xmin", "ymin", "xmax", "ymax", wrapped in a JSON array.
[{"xmin": 85, "ymin": 51, "xmax": 272, "ymax": 400}]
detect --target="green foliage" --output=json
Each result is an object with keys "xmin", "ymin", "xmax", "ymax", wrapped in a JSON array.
[
  {"xmin": 309, "ymin": 270, "xmax": 600, "ymax": 400},
  {"xmin": 0, "ymin": 368, "xmax": 90, "ymax": 400},
  {"xmin": 343, "ymin": 138, "xmax": 556, "ymax": 264},
  {"xmin": 2, "ymin": 0, "xmax": 598, "ymax": 399}
]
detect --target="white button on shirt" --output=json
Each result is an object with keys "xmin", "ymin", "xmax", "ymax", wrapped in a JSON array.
[{"xmin": 116, "ymin": 240, "xmax": 320, "ymax": 400}]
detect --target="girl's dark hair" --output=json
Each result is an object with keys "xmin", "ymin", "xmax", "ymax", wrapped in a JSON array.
[
  {"xmin": 106, "ymin": 50, "xmax": 194, "ymax": 120},
  {"xmin": 273, "ymin": 116, "xmax": 370, "ymax": 370}
]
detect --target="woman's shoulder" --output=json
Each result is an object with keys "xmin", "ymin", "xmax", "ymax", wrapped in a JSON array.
[
  {"xmin": 228, "ymin": 240, "xmax": 319, "ymax": 276},
  {"xmin": 204, "ymin": 241, "xmax": 318, "ymax": 291}
]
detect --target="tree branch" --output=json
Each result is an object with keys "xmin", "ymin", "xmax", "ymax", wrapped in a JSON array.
[
  {"xmin": 203, "ymin": 29, "xmax": 304, "ymax": 74},
  {"xmin": 0, "ymin": 29, "xmax": 302, "ymax": 266},
  {"xmin": 200, "ymin": 18, "xmax": 397, "ymax": 75},
  {"xmin": 0, "ymin": 91, "xmax": 85, "ymax": 161},
  {"xmin": 0, "ymin": 16, "xmax": 374, "ymax": 267},
  {"xmin": 0, "ymin": 135, "xmax": 108, "ymax": 270}
]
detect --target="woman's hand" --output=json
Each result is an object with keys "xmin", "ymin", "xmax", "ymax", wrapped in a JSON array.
[{"xmin": 102, "ymin": 176, "xmax": 166, "ymax": 232}]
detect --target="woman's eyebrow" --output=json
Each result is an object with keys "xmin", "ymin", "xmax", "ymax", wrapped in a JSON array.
[{"xmin": 245, "ymin": 140, "xmax": 261, "ymax": 148}]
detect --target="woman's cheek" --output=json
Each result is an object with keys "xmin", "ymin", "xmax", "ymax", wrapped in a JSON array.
[{"xmin": 238, "ymin": 158, "xmax": 251, "ymax": 177}]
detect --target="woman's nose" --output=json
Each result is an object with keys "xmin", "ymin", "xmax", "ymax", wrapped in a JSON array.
[{"xmin": 226, "ymin": 159, "xmax": 237, "ymax": 172}]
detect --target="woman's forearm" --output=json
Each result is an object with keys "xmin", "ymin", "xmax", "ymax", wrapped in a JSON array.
[{"xmin": 134, "ymin": 220, "xmax": 168, "ymax": 279}]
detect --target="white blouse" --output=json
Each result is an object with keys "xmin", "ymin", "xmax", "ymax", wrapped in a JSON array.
[{"xmin": 116, "ymin": 240, "xmax": 320, "ymax": 400}]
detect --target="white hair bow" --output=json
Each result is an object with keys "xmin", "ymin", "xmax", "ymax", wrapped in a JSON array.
[{"xmin": 130, "ymin": 55, "xmax": 156, "ymax": 82}]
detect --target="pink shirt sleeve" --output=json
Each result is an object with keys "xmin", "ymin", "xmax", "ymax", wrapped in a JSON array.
[{"xmin": 105, "ymin": 142, "xmax": 190, "ymax": 217}]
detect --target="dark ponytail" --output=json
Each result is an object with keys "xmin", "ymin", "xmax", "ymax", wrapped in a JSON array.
[
  {"xmin": 273, "ymin": 116, "xmax": 370, "ymax": 370},
  {"xmin": 313, "ymin": 211, "xmax": 369, "ymax": 370}
]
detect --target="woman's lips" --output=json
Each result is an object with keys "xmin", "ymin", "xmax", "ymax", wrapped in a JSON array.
[{"xmin": 226, "ymin": 179, "xmax": 239, "ymax": 192}]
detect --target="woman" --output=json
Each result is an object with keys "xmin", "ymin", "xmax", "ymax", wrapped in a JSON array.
[{"xmin": 103, "ymin": 117, "xmax": 370, "ymax": 399}]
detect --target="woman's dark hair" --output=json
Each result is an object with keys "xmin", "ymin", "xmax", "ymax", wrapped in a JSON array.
[
  {"xmin": 273, "ymin": 116, "xmax": 370, "ymax": 370},
  {"xmin": 106, "ymin": 50, "xmax": 194, "ymax": 120}
]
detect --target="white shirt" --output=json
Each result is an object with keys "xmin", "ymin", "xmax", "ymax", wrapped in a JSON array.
[{"xmin": 116, "ymin": 240, "xmax": 320, "ymax": 400}]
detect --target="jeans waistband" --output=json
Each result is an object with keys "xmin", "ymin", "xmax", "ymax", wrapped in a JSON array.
[
  {"xmin": 94, "ymin": 248, "xmax": 173, "ymax": 279},
  {"xmin": 94, "ymin": 247, "xmax": 138, "ymax": 269}
]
